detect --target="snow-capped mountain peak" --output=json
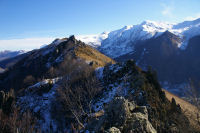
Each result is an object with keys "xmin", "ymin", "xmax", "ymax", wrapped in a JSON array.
[
  {"xmin": 173, "ymin": 18, "xmax": 200, "ymax": 29},
  {"xmin": 74, "ymin": 18, "xmax": 200, "ymax": 58},
  {"xmin": 98, "ymin": 18, "xmax": 200, "ymax": 57}
]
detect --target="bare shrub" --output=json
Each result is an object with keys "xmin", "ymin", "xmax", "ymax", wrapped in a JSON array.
[
  {"xmin": 0, "ymin": 106, "xmax": 37, "ymax": 133},
  {"xmin": 0, "ymin": 89, "xmax": 38, "ymax": 133},
  {"xmin": 56, "ymin": 57, "xmax": 102, "ymax": 130}
]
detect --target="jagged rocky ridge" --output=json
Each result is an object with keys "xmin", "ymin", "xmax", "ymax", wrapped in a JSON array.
[{"xmin": 17, "ymin": 60, "xmax": 193, "ymax": 132}]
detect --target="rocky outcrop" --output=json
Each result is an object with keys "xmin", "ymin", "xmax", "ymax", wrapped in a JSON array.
[
  {"xmin": 106, "ymin": 127, "xmax": 121, "ymax": 133},
  {"xmin": 86, "ymin": 97, "xmax": 157, "ymax": 133}
]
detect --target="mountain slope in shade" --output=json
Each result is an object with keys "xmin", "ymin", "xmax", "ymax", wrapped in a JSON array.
[
  {"xmin": 0, "ymin": 52, "xmax": 27, "ymax": 69},
  {"xmin": 115, "ymin": 30, "xmax": 200, "ymax": 95}
]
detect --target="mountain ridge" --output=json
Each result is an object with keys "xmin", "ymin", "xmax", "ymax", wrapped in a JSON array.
[{"xmin": 0, "ymin": 36, "xmax": 114, "ymax": 91}]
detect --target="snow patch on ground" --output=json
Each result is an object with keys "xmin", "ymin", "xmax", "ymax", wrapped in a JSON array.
[
  {"xmin": 95, "ymin": 67, "xmax": 104, "ymax": 79},
  {"xmin": 93, "ymin": 64, "xmax": 130, "ymax": 112},
  {"xmin": 28, "ymin": 77, "xmax": 61, "ymax": 89},
  {"xmin": 17, "ymin": 77, "xmax": 62, "ymax": 132}
]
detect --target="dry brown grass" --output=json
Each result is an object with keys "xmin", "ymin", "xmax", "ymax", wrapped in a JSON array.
[
  {"xmin": 74, "ymin": 45, "xmax": 115, "ymax": 68},
  {"xmin": 163, "ymin": 89, "xmax": 200, "ymax": 131}
]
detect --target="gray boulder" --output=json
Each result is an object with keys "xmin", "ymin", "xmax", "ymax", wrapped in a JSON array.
[{"xmin": 86, "ymin": 97, "xmax": 157, "ymax": 133}]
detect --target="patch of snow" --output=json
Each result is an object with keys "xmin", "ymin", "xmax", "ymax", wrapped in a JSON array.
[
  {"xmin": 28, "ymin": 77, "xmax": 61, "ymax": 89},
  {"xmin": 93, "ymin": 64, "xmax": 131, "ymax": 112},
  {"xmin": 46, "ymin": 62, "xmax": 51, "ymax": 68},
  {"xmin": 93, "ymin": 84, "xmax": 118, "ymax": 112},
  {"xmin": 55, "ymin": 55, "xmax": 64, "ymax": 63},
  {"xmin": 17, "ymin": 78, "xmax": 63, "ymax": 132},
  {"xmin": 95, "ymin": 67, "xmax": 104, "ymax": 79}
]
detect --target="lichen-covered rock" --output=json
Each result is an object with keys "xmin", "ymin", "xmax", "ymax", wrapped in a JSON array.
[
  {"xmin": 105, "ymin": 97, "xmax": 136, "ymax": 128},
  {"xmin": 123, "ymin": 108, "xmax": 157, "ymax": 133}
]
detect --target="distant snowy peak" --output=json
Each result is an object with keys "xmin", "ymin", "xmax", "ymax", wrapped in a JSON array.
[
  {"xmin": 106, "ymin": 18, "xmax": 200, "ymax": 44},
  {"xmin": 173, "ymin": 18, "xmax": 200, "ymax": 29},
  {"xmin": 75, "ymin": 32, "xmax": 109, "ymax": 48}
]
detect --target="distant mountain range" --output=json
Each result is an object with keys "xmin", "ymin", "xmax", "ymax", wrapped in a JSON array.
[{"xmin": 0, "ymin": 50, "xmax": 25, "ymax": 61}]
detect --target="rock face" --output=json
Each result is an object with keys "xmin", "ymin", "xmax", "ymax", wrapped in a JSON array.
[{"xmin": 87, "ymin": 97, "xmax": 157, "ymax": 133}]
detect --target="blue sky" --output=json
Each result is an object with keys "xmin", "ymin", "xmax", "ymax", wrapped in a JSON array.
[{"xmin": 0, "ymin": 0, "xmax": 200, "ymax": 50}]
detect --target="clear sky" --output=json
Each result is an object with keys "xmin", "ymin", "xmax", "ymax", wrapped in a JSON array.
[{"xmin": 0, "ymin": 0, "xmax": 200, "ymax": 50}]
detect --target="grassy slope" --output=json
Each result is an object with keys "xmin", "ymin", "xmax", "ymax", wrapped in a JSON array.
[
  {"xmin": 75, "ymin": 44, "xmax": 115, "ymax": 68},
  {"xmin": 163, "ymin": 89, "xmax": 200, "ymax": 130}
]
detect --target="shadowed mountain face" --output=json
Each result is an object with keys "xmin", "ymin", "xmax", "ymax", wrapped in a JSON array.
[
  {"xmin": 115, "ymin": 31, "xmax": 200, "ymax": 94},
  {"xmin": 0, "ymin": 51, "xmax": 26, "ymax": 69},
  {"xmin": 0, "ymin": 53, "xmax": 27, "ymax": 69}
]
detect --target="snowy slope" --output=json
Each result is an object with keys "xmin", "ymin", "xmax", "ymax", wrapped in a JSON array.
[{"xmin": 17, "ymin": 78, "xmax": 63, "ymax": 132}]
